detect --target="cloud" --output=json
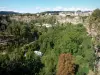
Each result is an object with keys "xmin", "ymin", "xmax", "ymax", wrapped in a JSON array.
[
  {"xmin": 0, "ymin": 7, "xmax": 6, "ymax": 11},
  {"xmin": 35, "ymin": 7, "xmax": 51, "ymax": 12},
  {"xmin": 35, "ymin": 6, "xmax": 94, "ymax": 12},
  {"xmin": 53, "ymin": 6, "xmax": 63, "ymax": 11},
  {"xmin": 0, "ymin": 7, "xmax": 34, "ymax": 13},
  {"xmin": 0, "ymin": 6, "xmax": 94, "ymax": 13},
  {"xmin": 0, "ymin": 7, "xmax": 19, "ymax": 12},
  {"xmin": 52, "ymin": 6, "xmax": 94, "ymax": 11},
  {"xmin": 35, "ymin": 7, "xmax": 40, "ymax": 10}
]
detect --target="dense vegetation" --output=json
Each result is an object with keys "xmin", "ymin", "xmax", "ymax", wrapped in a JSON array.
[{"xmin": 0, "ymin": 9, "xmax": 100, "ymax": 75}]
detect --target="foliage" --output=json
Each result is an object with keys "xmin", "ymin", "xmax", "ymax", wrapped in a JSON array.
[
  {"xmin": 39, "ymin": 24, "xmax": 94, "ymax": 75},
  {"xmin": 0, "ymin": 15, "xmax": 95, "ymax": 75},
  {"xmin": 57, "ymin": 53, "xmax": 75, "ymax": 75}
]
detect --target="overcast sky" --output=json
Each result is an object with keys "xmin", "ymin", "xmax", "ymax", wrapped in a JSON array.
[{"xmin": 0, "ymin": 0, "xmax": 100, "ymax": 13}]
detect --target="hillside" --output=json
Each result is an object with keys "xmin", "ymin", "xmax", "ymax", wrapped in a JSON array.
[{"xmin": 0, "ymin": 11, "xmax": 20, "ymax": 15}]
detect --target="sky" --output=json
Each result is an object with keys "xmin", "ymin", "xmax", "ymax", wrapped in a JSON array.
[{"xmin": 0, "ymin": 0, "xmax": 100, "ymax": 13}]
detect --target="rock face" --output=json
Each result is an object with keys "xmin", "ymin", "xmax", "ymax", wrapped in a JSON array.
[
  {"xmin": 10, "ymin": 15, "xmax": 36, "ymax": 22},
  {"xmin": 57, "ymin": 16, "xmax": 84, "ymax": 24},
  {"xmin": 88, "ymin": 70, "xmax": 95, "ymax": 75},
  {"xmin": 34, "ymin": 51, "xmax": 43, "ymax": 56},
  {"xmin": 10, "ymin": 14, "xmax": 87, "ymax": 24}
]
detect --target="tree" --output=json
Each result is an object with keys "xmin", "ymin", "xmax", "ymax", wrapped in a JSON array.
[
  {"xmin": 39, "ymin": 24, "xmax": 94, "ymax": 75},
  {"xmin": 0, "ymin": 15, "xmax": 10, "ymax": 31},
  {"xmin": 21, "ymin": 25, "xmax": 32, "ymax": 41},
  {"xmin": 57, "ymin": 53, "xmax": 75, "ymax": 75}
]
